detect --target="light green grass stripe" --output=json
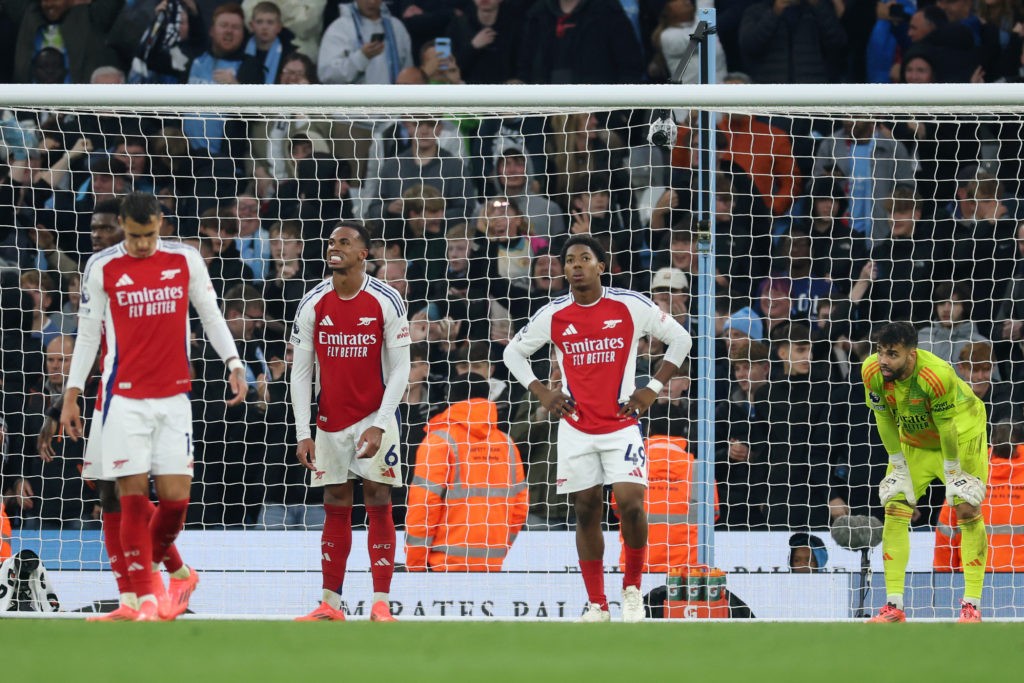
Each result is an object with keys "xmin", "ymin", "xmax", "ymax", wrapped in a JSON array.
[{"xmin": 2, "ymin": 621, "xmax": 1021, "ymax": 682}]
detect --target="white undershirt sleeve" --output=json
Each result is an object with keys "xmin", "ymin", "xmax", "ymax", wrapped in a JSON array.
[
  {"xmin": 644, "ymin": 301, "xmax": 693, "ymax": 368},
  {"xmin": 68, "ymin": 252, "xmax": 109, "ymax": 392},
  {"xmin": 373, "ymin": 345, "xmax": 410, "ymax": 430},
  {"xmin": 67, "ymin": 316, "xmax": 102, "ymax": 392},
  {"xmin": 291, "ymin": 345, "xmax": 315, "ymax": 441},
  {"xmin": 502, "ymin": 306, "xmax": 554, "ymax": 391}
]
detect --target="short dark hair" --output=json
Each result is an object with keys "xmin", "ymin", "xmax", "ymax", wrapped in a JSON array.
[
  {"xmin": 119, "ymin": 192, "xmax": 162, "ymax": 224},
  {"xmin": 448, "ymin": 372, "xmax": 491, "ymax": 403},
  {"xmin": 559, "ymin": 233, "xmax": 607, "ymax": 268},
  {"xmin": 335, "ymin": 221, "xmax": 372, "ymax": 249},
  {"xmin": 920, "ymin": 5, "xmax": 948, "ymax": 29},
  {"xmin": 280, "ymin": 51, "xmax": 318, "ymax": 84},
  {"xmin": 93, "ymin": 198, "xmax": 122, "ymax": 216},
  {"xmin": 876, "ymin": 322, "xmax": 918, "ymax": 348},
  {"xmin": 91, "ymin": 158, "xmax": 128, "ymax": 177},
  {"xmin": 409, "ymin": 341, "xmax": 428, "ymax": 363},
  {"xmin": 772, "ymin": 321, "xmax": 812, "ymax": 347}
]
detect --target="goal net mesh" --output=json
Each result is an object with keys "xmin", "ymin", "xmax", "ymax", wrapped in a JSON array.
[{"xmin": 1, "ymin": 95, "xmax": 1022, "ymax": 619}]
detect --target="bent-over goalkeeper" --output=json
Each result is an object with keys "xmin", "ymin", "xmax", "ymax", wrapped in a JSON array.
[{"xmin": 862, "ymin": 322, "xmax": 988, "ymax": 623}]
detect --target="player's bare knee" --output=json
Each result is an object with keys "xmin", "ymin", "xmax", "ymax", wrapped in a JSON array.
[
  {"xmin": 154, "ymin": 474, "xmax": 191, "ymax": 502},
  {"xmin": 117, "ymin": 473, "xmax": 150, "ymax": 497},
  {"xmin": 619, "ymin": 508, "xmax": 646, "ymax": 536},
  {"xmin": 573, "ymin": 491, "xmax": 603, "ymax": 528},
  {"xmin": 616, "ymin": 498, "xmax": 645, "ymax": 528},
  {"xmin": 97, "ymin": 480, "xmax": 120, "ymax": 512},
  {"xmin": 323, "ymin": 483, "xmax": 353, "ymax": 507},
  {"xmin": 362, "ymin": 480, "xmax": 393, "ymax": 507}
]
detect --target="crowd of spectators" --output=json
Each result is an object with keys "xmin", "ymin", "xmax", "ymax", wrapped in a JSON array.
[{"xmin": 2, "ymin": 0, "xmax": 1024, "ymax": 538}]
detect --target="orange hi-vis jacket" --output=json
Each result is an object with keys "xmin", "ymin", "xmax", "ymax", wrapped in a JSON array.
[
  {"xmin": 934, "ymin": 445, "xmax": 1024, "ymax": 572},
  {"xmin": 616, "ymin": 434, "xmax": 718, "ymax": 572},
  {"xmin": 1, "ymin": 502, "xmax": 12, "ymax": 562},
  {"xmin": 405, "ymin": 398, "xmax": 528, "ymax": 571}
]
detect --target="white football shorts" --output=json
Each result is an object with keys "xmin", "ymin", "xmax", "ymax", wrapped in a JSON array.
[
  {"xmin": 311, "ymin": 411, "xmax": 402, "ymax": 488},
  {"xmin": 100, "ymin": 393, "xmax": 194, "ymax": 478},
  {"xmin": 81, "ymin": 408, "xmax": 109, "ymax": 481},
  {"xmin": 555, "ymin": 420, "xmax": 648, "ymax": 494}
]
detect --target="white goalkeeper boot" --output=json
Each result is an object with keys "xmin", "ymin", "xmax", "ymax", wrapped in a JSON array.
[
  {"xmin": 578, "ymin": 602, "xmax": 611, "ymax": 623},
  {"xmin": 621, "ymin": 585, "xmax": 645, "ymax": 623}
]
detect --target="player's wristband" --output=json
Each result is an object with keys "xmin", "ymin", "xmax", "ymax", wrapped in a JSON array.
[
  {"xmin": 943, "ymin": 459, "xmax": 962, "ymax": 475},
  {"xmin": 889, "ymin": 452, "xmax": 907, "ymax": 467},
  {"xmin": 645, "ymin": 379, "xmax": 664, "ymax": 396},
  {"xmin": 227, "ymin": 358, "xmax": 245, "ymax": 373}
]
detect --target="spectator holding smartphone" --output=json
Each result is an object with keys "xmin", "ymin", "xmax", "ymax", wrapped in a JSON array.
[
  {"xmin": 420, "ymin": 37, "xmax": 465, "ymax": 84},
  {"xmin": 318, "ymin": 0, "xmax": 413, "ymax": 84}
]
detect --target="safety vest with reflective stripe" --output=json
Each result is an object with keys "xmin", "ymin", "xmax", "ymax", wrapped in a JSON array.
[
  {"xmin": 614, "ymin": 434, "xmax": 718, "ymax": 572},
  {"xmin": 405, "ymin": 398, "xmax": 528, "ymax": 571},
  {"xmin": 934, "ymin": 446, "xmax": 1024, "ymax": 572},
  {"xmin": 0, "ymin": 502, "xmax": 12, "ymax": 562}
]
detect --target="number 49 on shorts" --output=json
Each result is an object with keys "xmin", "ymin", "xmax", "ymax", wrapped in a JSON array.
[{"xmin": 624, "ymin": 444, "xmax": 646, "ymax": 465}]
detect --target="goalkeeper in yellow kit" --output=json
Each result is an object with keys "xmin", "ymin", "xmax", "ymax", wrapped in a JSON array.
[{"xmin": 862, "ymin": 322, "xmax": 988, "ymax": 623}]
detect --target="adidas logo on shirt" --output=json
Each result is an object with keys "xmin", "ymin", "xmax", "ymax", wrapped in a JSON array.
[
  {"xmin": 115, "ymin": 273, "xmax": 135, "ymax": 287},
  {"xmin": 562, "ymin": 324, "xmax": 578, "ymax": 336},
  {"xmin": 320, "ymin": 315, "xmax": 335, "ymax": 327}
]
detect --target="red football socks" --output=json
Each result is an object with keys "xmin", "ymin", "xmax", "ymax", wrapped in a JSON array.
[
  {"xmin": 366, "ymin": 504, "xmax": 396, "ymax": 593},
  {"xmin": 101, "ymin": 511, "xmax": 131, "ymax": 595},
  {"xmin": 321, "ymin": 504, "xmax": 353, "ymax": 592},
  {"xmin": 579, "ymin": 559, "xmax": 608, "ymax": 610},
  {"xmin": 119, "ymin": 495, "xmax": 155, "ymax": 597},
  {"xmin": 150, "ymin": 499, "xmax": 189, "ymax": 569},
  {"xmin": 622, "ymin": 545, "xmax": 646, "ymax": 589},
  {"xmin": 142, "ymin": 498, "xmax": 184, "ymax": 573}
]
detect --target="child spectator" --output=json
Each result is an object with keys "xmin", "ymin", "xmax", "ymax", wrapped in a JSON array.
[{"xmin": 245, "ymin": 1, "xmax": 296, "ymax": 84}]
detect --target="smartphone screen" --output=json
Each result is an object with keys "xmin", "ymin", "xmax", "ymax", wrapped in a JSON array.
[
  {"xmin": 435, "ymin": 37, "xmax": 451, "ymax": 70},
  {"xmin": 370, "ymin": 32, "xmax": 385, "ymax": 42}
]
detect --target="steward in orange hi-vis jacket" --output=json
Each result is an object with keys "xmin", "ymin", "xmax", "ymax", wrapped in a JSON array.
[
  {"xmin": 0, "ymin": 502, "xmax": 12, "ymax": 562},
  {"xmin": 405, "ymin": 376, "xmax": 528, "ymax": 571},
  {"xmin": 935, "ymin": 434, "xmax": 1024, "ymax": 573},
  {"xmin": 615, "ymin": 434, "xmax": 718, "ymax": 572}
]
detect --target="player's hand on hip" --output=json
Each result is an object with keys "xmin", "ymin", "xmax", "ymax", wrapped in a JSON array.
[
  {"xmin": 226, "ymin": 366, "xmax": 248, "ymax": 407},
  {"xmin": 618, "ymin": 387, "xmax": 657, "ymax": 419},
  {"xmin": 59, "ymin": 392, "xmax": 83, "ymax": 442},
  {"xmin": 356, "ymin": 427, "xmax": 384, "ymax": 459},
  {"xmin": 944, "ymin": 462, "xmax": 986, "ymax": 506},
  {"xmin": 538, "ymin": 386, "xmax": 577, "ymax": 421},
  {"xmin": 296, "ymin": 438, "xmax": 317, "ymax": 471},
  {"xmin": 879, "ymin": 457, "xmax": 916, "ymax": 506}
]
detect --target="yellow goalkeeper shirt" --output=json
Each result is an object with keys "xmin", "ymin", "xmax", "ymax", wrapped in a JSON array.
[{"xmin": 862, "ymin": 349, "xmax": 987, "ymax": 457}]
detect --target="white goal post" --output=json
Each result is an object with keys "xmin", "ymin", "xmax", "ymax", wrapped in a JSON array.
[{"xmin": 2, "ymin": 82, "xmax": 1024, "ymax": 620}]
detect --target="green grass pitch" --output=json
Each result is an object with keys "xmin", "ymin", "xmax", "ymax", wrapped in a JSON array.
[{"xmin": 3, "ymin": 620, "xmax": 1022, "ymax": 682}]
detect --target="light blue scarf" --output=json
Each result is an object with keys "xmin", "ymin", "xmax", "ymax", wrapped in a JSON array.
[
  {"xmin": 245, "ymin": 36, "xmax": 283, "ymax": 85},
  {"xmin": 349, "ymin": 2, "xmax": 400, "ymax": 83}
]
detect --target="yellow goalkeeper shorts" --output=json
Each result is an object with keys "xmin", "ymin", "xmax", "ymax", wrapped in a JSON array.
[{"xmin": 884, "ymin": 432, "xmax": 989, "ymax": 505}]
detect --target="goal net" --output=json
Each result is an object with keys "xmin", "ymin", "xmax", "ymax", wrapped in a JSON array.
[{"xmin": 1, "ymin": 83, "xmax": 1023, "ymax": 619}]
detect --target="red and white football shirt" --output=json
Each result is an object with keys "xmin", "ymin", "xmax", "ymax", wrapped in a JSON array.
[
  {"xmin": 80, "ymin": 241, "xmax": 218, "ymax": 401},
  {"xmin": 290, "ymin": 275, "xmax": 410, "ymax": 431},
  {"xmin": 509, "ymin": 287, "xmax": 684, "ymax": 435}
]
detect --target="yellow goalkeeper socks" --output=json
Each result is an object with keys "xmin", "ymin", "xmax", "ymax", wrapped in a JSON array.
[
  {"xmin": 882, "ymin": 502, "xmax": 913, "ymax": 600},
  {"xmin": 958, "ymin": 513, "xmax": 988, "ymax": 602}
]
